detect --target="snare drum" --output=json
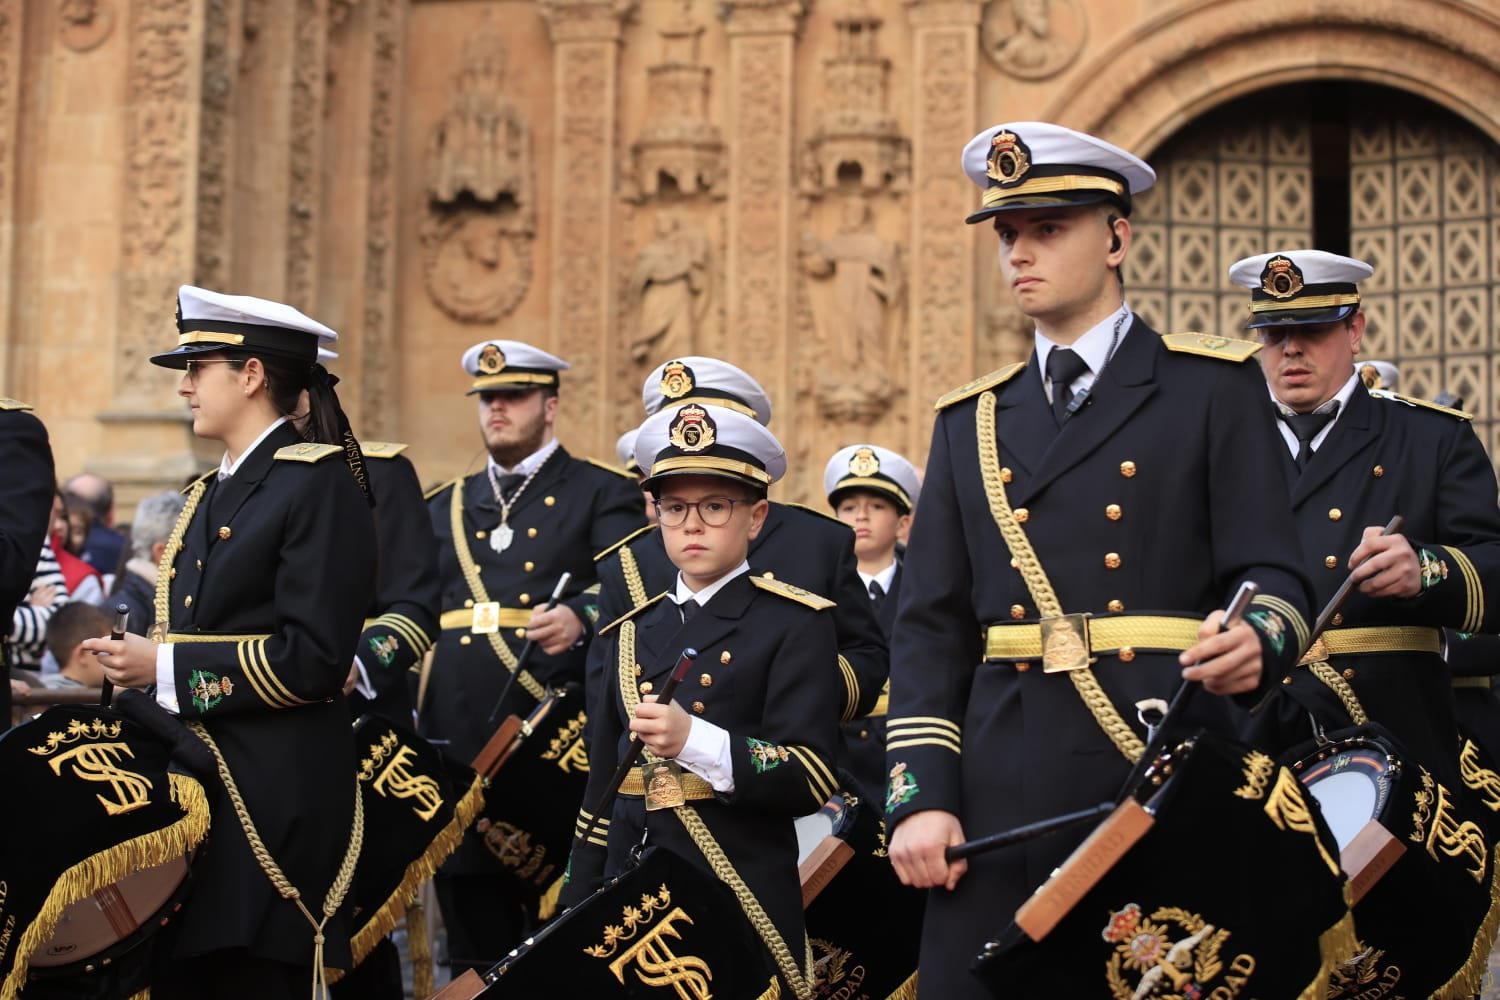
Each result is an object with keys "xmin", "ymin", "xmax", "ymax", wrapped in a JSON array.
[{"xmin": 1292, "ymin": 731, "xmax": 1402, "ymax": 866}]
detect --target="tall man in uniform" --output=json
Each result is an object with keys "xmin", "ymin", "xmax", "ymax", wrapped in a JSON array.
[
  {"xmin": 1229, "ymin": 249, "xmax": 1500, "ymax": 789},
  {"xmin": 421, "ymin": 340, "xmax": 644, "ymax": 974},
  {"xmin": 590, "ymin": 358, "xmax": 888, "ymax": 785},
  {"xmin": 883, "ymin": 122, "xmax": 1314, "ymax": 999},
  {"xmin": 0, "ymin": 399, "xmax": 54, "ymax": 731}
]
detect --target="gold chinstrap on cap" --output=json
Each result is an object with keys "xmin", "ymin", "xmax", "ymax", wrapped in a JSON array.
[
  {"xmin": 469, "ymin": 372, "xmax": 560, "ymax": 391},
  {"xmin": 178, "ymin": 330, "xmax": 248, "ymax": 347},
  {"xmin": 1249, "ymin": 292, "xmax": 1361, "ymax": 314},
  {"xmin": 982, "ymin": 174, "xmax": 1126, "ymax": 207},
  {"xmin": 833, "ymin": 476, "xmax": 912, "ymax": 510},
  {"xmin": 648, "ymin": 455, "xmax": 773, "ymax": 484}
]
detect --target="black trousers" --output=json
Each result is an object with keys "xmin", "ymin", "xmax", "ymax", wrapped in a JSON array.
[
  {"xmin": 150, "ymin": 948, "xmax": 308, "ymax": 1000},
  {"xmin": 432, "ymin": 872, "xmax": 530, "ymax": 976}
]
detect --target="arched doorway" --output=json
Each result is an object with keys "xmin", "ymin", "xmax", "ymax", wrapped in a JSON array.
[{"xmin": 1125, "ymin": 83, "xmax": 1500, "ymax": 462}]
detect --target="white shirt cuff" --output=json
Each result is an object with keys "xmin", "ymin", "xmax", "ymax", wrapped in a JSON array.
[
  {"xmin": 154, "ymin": 643, "xmax": 180, "ymax": 714},
  {"xmin": 676, "ymin": 717, "xmax": 735, "ymax": 793},
  {"xmin": 352, "ymin": 656, "xmax": 375, "ymax": 700}
]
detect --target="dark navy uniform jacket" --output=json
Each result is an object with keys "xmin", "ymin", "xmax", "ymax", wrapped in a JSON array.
[
  {"xmin": 348, "ymin": 445, "xmax": 440, "ymax": 726},
  {"xmin": 160, "ymin": 420, "xmax": 377, "ymax": 968},
  {"xmin": 561, "ymin": 571, "xmax": 840, "ymax": 991},
  {"xmin": 0, "ymin": 404, "xmax": 54, "ymax": 731},
  {"xmin": 592, "ymin": 503, "xmax": 888, "ymax": 726},
  {"xmin": 885, "ymin": 320, "xmax": 1313, "ymax": 1000},
  {"xmin": 1247, "ymin": 386, "xmax": 1500, "ymax": 785}
]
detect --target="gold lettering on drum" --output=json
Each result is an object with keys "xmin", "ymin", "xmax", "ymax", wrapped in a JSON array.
[
  {"xmin": 0, "ymin": 880, "xmax": 11, "ymax": 965},
  {"xmin": 371, "ymin": 744, "xmax": 444, "ymax": 822},
  {"xmin": 47, "ymin": 743, "xmax": 153, "ymax": 816},
  {"xmin": 1459, "ymin": 739, "xmax": 1500, "ymax": 813},
  {"xmin": 607, "ymin": 908, "xmax": 712, "ymax": 1000},
  {"xmin": 1264, "ymin": 768, "xmax": 1339, "ymax": 876},
  {"xmin": 555, "ymin": 738, "xmax": 590, "ymax": 774},
  {"xmin": 1412, "ymin": 774, "xmax": 1488, "ymax": 882}
]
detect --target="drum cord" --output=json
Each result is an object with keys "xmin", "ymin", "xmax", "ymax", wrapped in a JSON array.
[{"xmin": 188, "ymin": 721, "xmax": 364, "ymax": 1000}]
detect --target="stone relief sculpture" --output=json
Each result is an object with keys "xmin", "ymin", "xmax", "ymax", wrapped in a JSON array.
[
  {"xmin": 801, "ymin": 198, "xmax": 904, "ymax": 421},
  {"xmin": 624, "ymin": 0, "xmax": 726, "ymax": 202},
  {"xmin": 421, "ymin": 27, "xmax": 536, "ymax": 323},
  {"xmin": 981, "ymin": 0, "xmax": 1086, "ymax": 80},
  {"xmin": 629, "ymin": 215, "xmax": 712, "ymax": 363},
  {"xmin": 60, "ymin": 0, "xmax": 115, "ymax": 52}
]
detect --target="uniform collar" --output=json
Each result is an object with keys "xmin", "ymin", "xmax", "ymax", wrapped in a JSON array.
[
  {"xmin": 673, "ymin": 561, "xmax": 750, "ymax": 609},
  {"xmin": 1035, "ymin": 302, "xmax": 1132, "ymax": 387},
  {"xmin": 220, "ymin": 416, "xmax": 289, "ymax": 479},
  {"xmin": 487, "ymin": 436, "xmax": 560, "ymax": 478}
]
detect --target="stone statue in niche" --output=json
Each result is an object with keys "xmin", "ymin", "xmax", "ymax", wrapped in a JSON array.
[
  {"xmin": 801, "ymin": 198, "xmax": 903, "ymax": 422},
  {"xmin": 421, "ymin": 27, "xmax": 537, "ymax": 324},
  {"xmin": 629, "ymin": 215, "xmax": 712, "ymax": 363},
  {"xmin": 981, "ymin": 0, "xmax": 1086, "ymax": 80}
]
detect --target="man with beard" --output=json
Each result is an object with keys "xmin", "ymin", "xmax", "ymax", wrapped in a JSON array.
[{"xmin": 421, "ymin": 340, "xmax": 644, "ymax": 975}]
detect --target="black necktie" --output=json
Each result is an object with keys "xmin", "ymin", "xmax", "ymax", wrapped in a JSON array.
[
  {"xmin": 497, "ymin": 472, "xmax": 525, "ymax": 498},
  {"xmin": 1045, "ymin": 348, "xmax": 1090, "ymax": 426},
  {"xmin": 1280, "ymin": 402, "xmax": 1340, "ymax": 470},
  {"xmin": 868, "ymin": 579, "xmax": 886, "ymax": 609},
  {"xmin": 679, "ymin": 599, "xmax": 700, "ymax": 624}
]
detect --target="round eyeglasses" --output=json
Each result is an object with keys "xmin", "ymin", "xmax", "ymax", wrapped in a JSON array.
[{"xmin": 653, "ymin": 497, "xmax": 747, "ymax": 528}]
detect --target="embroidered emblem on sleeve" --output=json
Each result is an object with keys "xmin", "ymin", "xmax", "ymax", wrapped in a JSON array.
[
  {"xmin": 368, "ymin": 634, "xmax": 400, "ymax": 668},
  {"xmin": 886, "ymin": 761, "xmax": 920, "ymax": 814},
  {"xmin": 189, "ymin": 670, "xmax": 233, "ymax": 712},
  {"xmin": 1419, "ymin": 548, "xmax": 1449, "ymax": 589},
  {"xmin": 1245, "ymin": 610, "xmax": 1286, "ymax": 655},
  {"xmin": 746, "ymin": 737, "xmax": 790, "ymax": 773}
]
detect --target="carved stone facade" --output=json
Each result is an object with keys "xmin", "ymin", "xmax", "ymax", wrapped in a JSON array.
[{"xmin": 3, "ymin": 0, "xmax": 1500, "ymax": 510}]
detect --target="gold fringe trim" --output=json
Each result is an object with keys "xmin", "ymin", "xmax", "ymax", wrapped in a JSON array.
[
  {"xmin": 1300, "ymin": 906, "xmax": 1360, "ymax": 1000},
  {"xmin": 755, "ymin": 976, "xmax": 782, "ymax": 1000},
  {"xmin": 885, "ymin": 971, "xmax": 918, "ymax": 1000},
  {"xmin": 408, "ymin": 894, "xmax": 433, "ymax": 1000},
  {"xmin": 344, "ymin": 771, "xmax": 486, "ymax": 967},
  {"xmin": 1430, "ymin": 847, "xmax": 1500, "ymax": 1000},
  {"xmin": 127, "ymin": 990, "xmax": 150, "ymax": 1000},
  {"xmin": 0, "ymin": 773, "xmax": 211, "ymax": 1000},
  {"xmin": 536, "ymin": 872, "xmax": 566, "ymax": 921}
]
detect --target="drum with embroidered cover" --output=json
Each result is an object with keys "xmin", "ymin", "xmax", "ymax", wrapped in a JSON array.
[
  {"xmin": 1285, "ymin": 722, "xmax": 1500, "ymax": 999},
  {"xmin": 449, "ymin": 845, "xmax": 781, "ymax": 999},
  {"xmin": 0, "ymin": 705, "xmax": 211, "ymax": 999},
  {"xmin": 338, "ymin": 715, "xmax": 484, "ymax": 976},
  {"xmin": 970, "ymin": 730, "xmax": 1354, "ymax": 1000}
]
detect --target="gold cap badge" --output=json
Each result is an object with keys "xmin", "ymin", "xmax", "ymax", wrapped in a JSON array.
[
  {"xmin": 477, "ymin": 343, "xmax": 506, "ymax": 374},
  {"xmin": 987, "ymin": 129, "xmax": 1032, "ymax": 186},
  {"xmin": 848, "ymin": 446, "xmax": 881, "ymax": 478},
  {"xmin": 660, "ymin": 361, "xmax": 695, "ymax": 400},
  {"xmin": 1260, "ymin": 256, "xmax": 1305, "ymax": 300},
  {"xmin": 667, "ymin": 404, "xmax": 717, "ymax": 453}
]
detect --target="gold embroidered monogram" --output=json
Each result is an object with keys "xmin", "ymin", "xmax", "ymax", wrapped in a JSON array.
[
  {"xmin": 1459, "ymin": 739, "xmax": 1500, "ymax": 813},
  {"xmin": 541, "ymin": 711, "xmax": 591, "ymax": 773},
  {"xmin": 584, "ymin": 887, "xmax": 712, "ymax": 1000},
  {"xmin": 1264, "ymin": 767, "xmax": 1340, "ymax": 876},
  {"xmin": 369, "ymin": 744, "xmax": 445, "ymax": 822},
  {"xmin": 46, "ymin": 743, "xmax": 154, "ymax": 817},
  {"xmin": 1411, "ymin": 771, "xmax": 1488, "ymax": 882},
  {"xmin": 1233, "ymin": 751, "xmax": 1275, "ymax": 801}
]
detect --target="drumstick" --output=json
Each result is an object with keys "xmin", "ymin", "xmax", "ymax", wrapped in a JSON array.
[
  {"xmin": 576, "ymin": 647, "xmax": 698, "ymax": 850},
  {"xmin": 484, "ymin": 571, "xmax": 572, "ymax": 728},
  {"xmin": 1249, "ymin": 514, "xmax": 1404, "ymax": 714},
  {"xmin": 945, "ymin": 802, "xmax": 1114, "ymax": 863},
  {"xmin": 100, "ymin": 603, "xmax": 128, "ymax": 707}
]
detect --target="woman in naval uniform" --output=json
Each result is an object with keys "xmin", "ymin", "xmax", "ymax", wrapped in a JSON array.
[{"xmin": 87, "ymin": 285, "xmax": 376, "ymax": 999}]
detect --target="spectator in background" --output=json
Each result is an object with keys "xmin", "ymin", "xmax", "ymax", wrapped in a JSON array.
[
  {"xmin": 40, "ymin": 601, "xmax": 110, "ymax": 690},
  {"xmin": 49, "ymin": 491, "xmax": 103, "ymax": 605},
  {"xmin": 9, "ymin": 536, "xmax": 68, "ymax": 671},
  {"xmin": 62, "ymin": 472, "xmax": 125, "ymax": 577},
  {"xmin": 106, "ymin": 489, "xmax": 185, "ymax": 637}
]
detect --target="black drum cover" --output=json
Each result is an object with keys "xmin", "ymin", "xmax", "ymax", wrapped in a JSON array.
[
  {"xmin": 0, "ymin": 706, "xmax": 211, "ymax": 998},
  {"xmin": 477, "ymin": 846, "xmax": 782, "ymax": 999},
  {"xmin": 972, "ymin": 731, "xmax": 1354, "ymax": 1000}
]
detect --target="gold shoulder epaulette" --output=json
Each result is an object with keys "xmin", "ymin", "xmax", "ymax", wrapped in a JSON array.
[
  {"xmin": 423, "ymin": 476, "xmax": 463, "ymax": 502},
  {"xmin": 751, "ymin": 575, "xmax": 836, "ymax": 610},
  {"xmin": 599, "ymin": 592, "xmax": 669, "ymax": 635},
  {"xmin": 359, "ymin": 441, "xmax": 410, "ymax": 459},
  {"xmin": 1370, "ymin": 389, "xmax": 1474, "ymax": 421},
  {"xmin": 583, "ymin": 456, "xmax": 637, "ymax": 480},
  {"xmin": 594, "ymin": 523, "xmax": 659, "ymax": 562},
  {"xmin": 1160, "ymin": 332, "xmax": 1261, "ymax": 363},
  {"xmin": 274, "ymin": 442, "xmax": 344, "ymax": 463},
  {"xmin": 783, "ymin": 502, "xmax": 848, "ymax": 527},
  {"xmin": 181, "ymin": 470, "xmax": 216, "ymax": 495},
  {"xmin": 934, "ymin": 363, "xmax": 1027, "ymax": 411},
  {"xmin": 0, "ymin": 398, "xmax": 33, "ymax": 411}
]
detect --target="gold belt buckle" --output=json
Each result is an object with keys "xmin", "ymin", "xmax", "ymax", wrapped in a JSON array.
[
  {"xmin": 471, "ymin": 602, "xmax": 501, "ymax": 634},
  {"xmin": 643, "ymin": 760, "xmax": 686, "ymax": 811},
  {"xmin": 1041, "ymin": 613, "xmax": 1093, "ymax": 673},
  {"xmin": 1298, "ymin": 635, "xmax": 1328, "ymax": 666}
]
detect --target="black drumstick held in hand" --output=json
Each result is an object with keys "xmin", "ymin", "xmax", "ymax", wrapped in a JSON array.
[{"xmin": 101, "ymin": 603, "xmax": 128, "ymax": 707}]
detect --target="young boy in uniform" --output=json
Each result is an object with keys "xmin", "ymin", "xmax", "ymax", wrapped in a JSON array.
[{"xmin": 562, "ymin": 402, "xmax": 841, "ymax": 1000}]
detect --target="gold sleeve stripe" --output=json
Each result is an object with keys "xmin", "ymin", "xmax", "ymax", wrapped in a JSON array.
[
  {"xmin": 786, "ymin": 745, "xmax": 837, "ymax": 802},
  {"xmin": 375, "ymin": 613, "xmax": 432, "ymax": 656},
  {"xmin": 887, "ymin": 736, "xmax": 962, "ymax": 754},
  {"xmin": 247, "ymin": 638, "xmax": 313, "ymax": 708},
  {"xmin": 1250, "ymin": 594, "xmax": 1309, "ymax": 656},
  {"xmin": 888, "ymin": 716, "xmax": 962, "ymax": 735},
  {"xmin": 838, "ymin": 656, "xmax": 858, "ymax": 723},
  {"xmin": 238, "ymin": 639, "xmax": 291, "ymax": 709},
  {"xmin": 1445, "ymin": 546, "xmax": 1484, "ymax": 633}
]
